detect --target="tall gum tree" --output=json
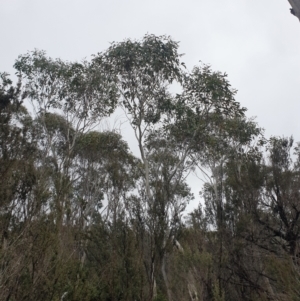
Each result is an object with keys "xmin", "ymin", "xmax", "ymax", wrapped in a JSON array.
[
  {"xmin": 97, "ymin": 34, "xmax": 183, "ymax": 203},
  {"xmin": 168, "ymin": 64, "xmax": 264, "ymax": 298},
  {"xmin": 14, "ymin": 50, "xmax": 118, "ymax": 228},
  {"xmin": 96, "ymin": 35, "xmax": 262, "ymax": 300},
  {"xmin": 95, "ymin": 34, "xmax": 184, "ymax": 300},
  {"xmin": 0, "ymin": 73, "xmax": 38, "ymax": 300},
  {"xmin": 8, "ymin": 53, "xmax": 120, "ymax": 297}
]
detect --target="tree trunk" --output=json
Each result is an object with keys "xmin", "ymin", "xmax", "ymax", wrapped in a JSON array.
[{"xmin": 161, "ymin": 253, "xmax": 172, "ymax": 301}]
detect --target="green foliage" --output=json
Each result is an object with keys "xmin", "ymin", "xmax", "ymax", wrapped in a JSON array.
[
  {"xmin": 154, "ymin": 291, "xmax": 168, "ymax": 301},
  {"xmin": 1, "ymin": 35, "xmax": 300, "ymax": 301},
  {"xmin": 14, "ymin": 50, "xmax": 118, "ymax": 119}
]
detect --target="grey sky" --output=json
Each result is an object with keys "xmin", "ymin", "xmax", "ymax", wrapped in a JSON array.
[{"xmin": 1, "ymin": 0, "xmax": 300, "ymax": 210}]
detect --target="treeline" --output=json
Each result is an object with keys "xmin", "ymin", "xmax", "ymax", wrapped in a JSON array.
[{"xmin": 1, "ymin": 34, "xmax": 300, "ymax": 301}]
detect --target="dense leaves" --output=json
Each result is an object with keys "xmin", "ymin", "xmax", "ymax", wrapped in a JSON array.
[{"xmin": 1, "ymin": 35, "xmax": 300, "ymax": 301}]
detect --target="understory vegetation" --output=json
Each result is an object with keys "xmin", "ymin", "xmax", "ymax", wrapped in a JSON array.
[{"xmin": 1, "ymin": 35, "xmax": 300, "ymax": 301}]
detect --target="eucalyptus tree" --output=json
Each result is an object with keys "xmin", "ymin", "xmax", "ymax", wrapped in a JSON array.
[
  {"xmin": 171, "ymin": 64, "xmax": 253, "ymax": 194},
  {"xmin": 0, "ymin": 52, "xmax": 120, "ymax": 300},
  {"xmin": 144, "ymin": 130, "xmax": 194, "ymax": 300},
  {"xmin": 212, "ymin": 135, "xmax": 300, "ymax": 300},
  {"xmin": 97, "ymin": 34, "xmax": 183, "ymax": 203},
  {"xmin": 74, "ymin": 130, "xmax": 138, "ymax": 226},
  {"xmin": 255, "ymin": 137, "xmax": 300, "ymax": 260},
  {"xmin": 95, "ymin": 36, "xmax": 260, "ymax": 299},
  {"xmin": 167, "ymin": 64, "xmax": 265, "ymax": 299},
  {"xmin": 93, "ymin": 34, "xmax": 184, "ymax": 299},
  {"xmin": 225, "ymin": 136, "xmax": 300, "ymax": 262},
  {"xmin": 14, "ymin": 50, "xmax": 118, "ymax": 227},
  {"xmin": 0, "ymin": 73, "xmax": 34, "ymax": 223},
  {"xmin": 169, "ymin": 64, "xmax": 260, "ymax": 234},
  {"xmin": 0, "ymin": 72, "xmax": 41, "ymax": 301}
]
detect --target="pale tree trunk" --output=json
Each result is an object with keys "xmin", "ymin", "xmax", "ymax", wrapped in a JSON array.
[
  {"xmin": 173, "ymin": 239, "xmax": 199, "ymax": 301},
  {"xmin": 187, "ymin": 272, "xmax": 199, "ymax": 301},
  {"xmin": 161, "ymin": 253, "xmax": 172, "ymax": 301}
]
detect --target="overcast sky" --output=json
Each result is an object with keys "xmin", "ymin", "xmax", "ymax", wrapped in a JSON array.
[{"xmin": 1, "ymin": 0, "xmax": 300, "ymax": 210}]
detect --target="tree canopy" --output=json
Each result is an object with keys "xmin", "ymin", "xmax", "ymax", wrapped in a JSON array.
[{"xmin": 1, "ymin": 34, "xmax": 300, "ymax": 301}]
